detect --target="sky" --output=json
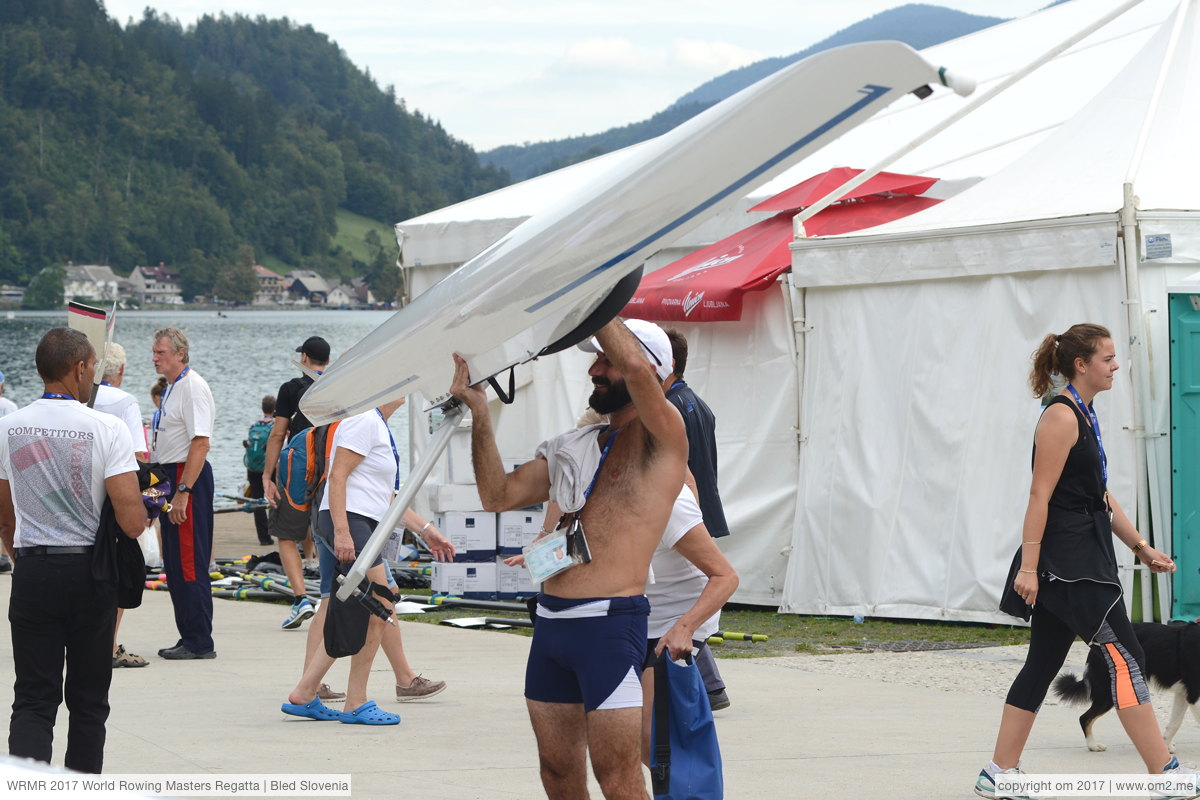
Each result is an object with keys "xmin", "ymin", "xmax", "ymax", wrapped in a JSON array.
[{"xmin": 102, "ymin": 1, "xmax": 1053, "ymax": 151}]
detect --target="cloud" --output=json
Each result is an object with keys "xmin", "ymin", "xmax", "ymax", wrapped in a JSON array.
[
  {"xmin": 558, "ymin": 37, "xmax": 661, "ymax": 74},
  {"xmin": 672, "ymin": 39, "xmax": 764, "ymax": 73}
]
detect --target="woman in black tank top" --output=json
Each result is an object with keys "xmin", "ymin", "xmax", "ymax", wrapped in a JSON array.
[{"xmin": 973, "ymin": 324, "xmax": 1189, "ymax": 800}]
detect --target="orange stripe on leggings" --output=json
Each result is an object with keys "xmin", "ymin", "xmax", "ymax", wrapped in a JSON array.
[{"xmin": 1104, "ymin": 642, "xmax": 1140, "ymax": 709}]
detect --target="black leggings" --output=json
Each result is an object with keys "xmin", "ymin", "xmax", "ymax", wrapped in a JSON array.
[{"xmin": 1006, "ymin": 601, "xmax": 1148, "ymax": 712}]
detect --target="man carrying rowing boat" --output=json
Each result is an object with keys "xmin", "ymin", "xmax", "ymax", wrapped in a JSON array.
[{"xmin": 450, "ymin": 318, "xmax": 687, "ymax": 800}]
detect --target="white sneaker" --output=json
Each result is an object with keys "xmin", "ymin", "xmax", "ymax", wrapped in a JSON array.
[
  {"xmin": 975, "ymin": 764, "xmax": 1038, "ymax": 800},
  {"xmin": 1156, "ymin": 758, "xmax": 1200, "ymax": 800}
]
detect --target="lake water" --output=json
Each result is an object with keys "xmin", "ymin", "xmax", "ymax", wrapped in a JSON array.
[{"xmin": 0, "ymin": 309, "xmax": 410, "ymax": 498}]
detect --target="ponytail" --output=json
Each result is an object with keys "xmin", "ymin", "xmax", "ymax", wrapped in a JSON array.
[{"xmin": 1028, "ymin": 323, "xmax": 1111, "ymax": 398}]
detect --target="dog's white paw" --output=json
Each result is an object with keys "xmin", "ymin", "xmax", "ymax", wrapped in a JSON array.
[{"xmin": 1088, "ymin": 742, "xmax": 1108, "ymax": 752}]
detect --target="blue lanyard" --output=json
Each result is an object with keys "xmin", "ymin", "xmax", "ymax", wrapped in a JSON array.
[
  {"xmin": 584, "ymin": 427, "xmax": 621, "ymax": 499},
  {"xmin": 153, "ymin": 366, "xmax": 190, "ymax": 435},
  {"xmin": 1066, "ymin": 383, "xmax": 1107, "ymax": 485},
  {"xmin": 41, "ymin": 392, "xmax": 76, "ymax": 401},
  {"xmin": 376, "ymin": 409, "xmax": 400, "ymax": 491},
  {"xmin": 99, "ymin": 381, "xmax": 112, "ymax": 387}
]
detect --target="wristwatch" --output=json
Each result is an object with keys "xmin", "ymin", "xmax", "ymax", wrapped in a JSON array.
[{"xmin": 177, "ymin": 483, "xmax": 193, "ymax": 495}]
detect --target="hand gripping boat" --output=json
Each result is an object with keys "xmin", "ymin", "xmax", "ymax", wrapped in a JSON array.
[{"xmin": 304, "ymin": 41, "xmax": 974, "ymax": 599}]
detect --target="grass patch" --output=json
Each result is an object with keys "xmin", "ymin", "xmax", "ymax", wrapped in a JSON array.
[
  {"xmin": 333, "ymin": 208, "xmax": 394, "ymax": 265},
  {"xmin": 394, "ymin": 595, "xmax": 1031, "ymax": 658}
]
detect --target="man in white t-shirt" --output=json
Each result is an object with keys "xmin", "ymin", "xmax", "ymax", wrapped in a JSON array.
[
  {"xmin": 149, "ymin": 326, "xmax": 218, "ymax": 660},
  {"xmin": 0, "ymin": 327, "xmax": 146, "ymax": 773},
  {"xmin": 92, "ymin": 341, "xmax": 151, "ymax": 669},
  {"xmin": 640, "ymin": 485, "xmax": 738, "ymax": 761},
  {"xmin": 0, "ymin": 370, "xmax": 17, "ymax": 418}
]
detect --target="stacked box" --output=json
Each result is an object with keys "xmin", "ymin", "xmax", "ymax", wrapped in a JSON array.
[
  {"xmin": 437, "ymin": 512, "xmax": 498, "ymax": 563},
  {"xmin": 498, "ymin": 510, "xmax": 542, "ymax": 555},
  {"xmin": 432, "ymin": 561, "xmax": 497, "ymax": 600},
  {"xmin": 496, "ymin": 557, "xmax": 539, "ymax": 600},
  {"xmin": 445, "ymin": 429, "xmax": 475, "ymax": 484},
  {"xmin": 428, "ymin": 483, "xmax": 483, "ymax": 513}
]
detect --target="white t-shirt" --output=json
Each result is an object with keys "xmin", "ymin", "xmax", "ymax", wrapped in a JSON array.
[
  {"xmin": 0, "ymin": 398, "xmax": 138, "ymax": 547},
  {"xmin": 0, "ymin": 397, "xmax": 17, "ymax": 417},
  {"xmin": 319, "ymin": 410, "xmax": 399, "ymax": 521},
  {"xmin": 646, "ymin": 487, "xmax": 721, "ymax": 640},
  {"xmin": 150, "ymin": 368, "xmax": 215, "ymax": 464},
  {"xmin": 94, "ymin": 383, "xmax": 147, "ymax": 455}
]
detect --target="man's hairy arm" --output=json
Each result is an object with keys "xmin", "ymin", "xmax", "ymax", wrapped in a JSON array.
[
  {"xmin": 594, "ymin": 320, "xmax": 685, "ymax": 449},
  {"xmin": 450, "ymin": 355, "xmax": 550, "ymax": 511}
]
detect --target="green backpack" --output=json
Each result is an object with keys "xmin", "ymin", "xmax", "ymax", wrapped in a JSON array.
[{"xmin": 243, "ymin": 419, "xmax": 273, "ymax": 472}]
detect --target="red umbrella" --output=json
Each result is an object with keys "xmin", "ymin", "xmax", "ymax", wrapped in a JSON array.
[{"xmin": 748, "ymin": 166, "xmax": 937, "ymax": 213}]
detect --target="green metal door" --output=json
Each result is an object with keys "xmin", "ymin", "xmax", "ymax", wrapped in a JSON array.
[{"xmin": 1170, "ymin": 292, "xmax": 1200, "ymax": 619}]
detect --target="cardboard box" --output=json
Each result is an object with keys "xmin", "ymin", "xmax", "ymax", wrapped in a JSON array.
[
  {"xmin": 432, "ymin": 561, "xmax": 497, "ymax": 600},
  {"xmin": 496, "ymin": 558, "xmax": 539, "ymax": 600},
  {"xmin": 380, "ymin": 528, "xmax": 410, "ymax": 563},
  {"xmin": 428, "ymin": 483, "xmax": 484, "ymax": 513},
  {"xmin": 498, "ymin": 510, "xmax": 542, "ymax": 554},
  {"xmin": 436, "ymin": 511, "xmax": 498, "ymax": 562},
  {"xmin": 445, "ymin": 429, "xmax": 475, "ymax": 484}
]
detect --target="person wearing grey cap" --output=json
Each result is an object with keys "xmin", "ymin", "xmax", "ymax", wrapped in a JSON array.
[
  {"xmin": 262, "ymin": 336, "xmax": 331, "ymax": 636},
  {"xmin": 0, "ymin": 370, "xmax": 17, "ymax": 418}
]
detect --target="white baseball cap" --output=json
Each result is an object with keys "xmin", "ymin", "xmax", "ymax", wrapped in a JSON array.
[{"xmin": 577, "ymin": 319, "xmax": 672, "ymax": 381}]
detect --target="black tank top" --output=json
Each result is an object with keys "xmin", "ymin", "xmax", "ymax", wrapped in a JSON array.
[{"xmin": 1034, "ymin": 395, "xmax": 1106, "ymax": 512}]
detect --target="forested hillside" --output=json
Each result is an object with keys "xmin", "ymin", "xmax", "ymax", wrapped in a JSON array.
[
  {"xmin": 0, "ymin": 0, "xmax": 508, "ymax": 292},
  {"xmin": 482, "ymin": 4, "xmax": 1005, "ymax": 181}
]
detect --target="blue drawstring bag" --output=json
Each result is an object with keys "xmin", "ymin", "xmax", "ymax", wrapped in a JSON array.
[{"xmin": 649, "ymin": 652, "xmax": 724, "ymax": 800}]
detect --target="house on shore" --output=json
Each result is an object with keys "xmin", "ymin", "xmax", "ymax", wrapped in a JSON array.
[{"xmin": 129, "ymin": 264, "xmax": 183, "ymax": 305}]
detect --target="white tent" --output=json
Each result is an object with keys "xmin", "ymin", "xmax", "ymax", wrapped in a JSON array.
[
  {"xmin": 784, "ymin": 0, "xmax": 1200, "ymax": 623},
  {"xmin": 398, "ymin": 0, "xmax": 1190, "ymax": 614}
]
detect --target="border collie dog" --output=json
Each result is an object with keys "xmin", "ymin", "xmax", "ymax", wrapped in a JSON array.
[{"xmin": 1054, "ymin": 621, "xmax": 1200, "ymax": 752}]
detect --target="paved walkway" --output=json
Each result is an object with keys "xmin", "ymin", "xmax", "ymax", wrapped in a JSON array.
[{"xmin": 0, "ymin": 510, "xmax": 1194, "ymax": 798}]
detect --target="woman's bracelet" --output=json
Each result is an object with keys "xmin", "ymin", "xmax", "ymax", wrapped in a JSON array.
[
  {"xmin": 419, "ymin": 521, "xmax": 432, "ymax": 534},
  {"xmin": 1018, "ymin": 569, "xmax": 1037, "ymax": 574},
  {"xmin": 539, "ymin": 528, "xmax": 552, "ymax": 536},
  {"xmin": 1023, "ymin": 541, "xmax": 1041, "ymax": 545},
  {"xmin": 1132, "ymin": 539, "xmax": 1148, "ymax": 553}
]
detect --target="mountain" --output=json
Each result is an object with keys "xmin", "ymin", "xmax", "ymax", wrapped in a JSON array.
[
  {"xmin": 481, "ymin": 4, "xmax": 1006, "ymax": 181},
  {"xmin": 0, "ymin": 0, "xmax": 508, "ymax": 293}
]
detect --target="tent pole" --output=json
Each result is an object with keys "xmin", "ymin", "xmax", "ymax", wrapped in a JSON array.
[
  {"xmin": 782, "ymin": 271, "xmax": 807, "ymax": 451},
  {"xmin": 782, "ymin": 270, "xmax": 807, "ymax": 611},
  {"xmin": 1120, "ymin": 183, "xmax": 1156, "ymax": 621},
  {"xmin": 792, "ymin": 0, "xmax": 1149, "ymax": 238}
]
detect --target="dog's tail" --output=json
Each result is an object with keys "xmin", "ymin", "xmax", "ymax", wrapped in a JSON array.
[{"xmin": 1053, "ymin": 672, "xmax": 1091, "ymax": 705}]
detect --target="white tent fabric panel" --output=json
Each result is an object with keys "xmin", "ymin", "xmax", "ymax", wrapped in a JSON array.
[
  {"xmin": 811, "ymin": 0, "xmax": 1196, "ymax": 239},
  {"xmin": 783, "ymin": 267, "xmax": 1134, "ymax": 623},
  {"xmin": 791, "ymin": 215, "xmax": 1119, "ymax": 288},
  {"xmin": 665, "ymin": 286, "xmax": 801, "ymax": 606}
]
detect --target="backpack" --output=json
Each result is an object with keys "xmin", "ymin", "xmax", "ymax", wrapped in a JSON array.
[
  {"xmin": 243, "ymin": 419, "xmax": 273, "ymax": 472},
  {"xmin": 276, "ymin": 421, "xmax": 341, "ymax": 512}
]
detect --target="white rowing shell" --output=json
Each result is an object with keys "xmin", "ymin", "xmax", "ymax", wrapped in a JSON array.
[{"xmin": 301, "ymin": 41, "xmax": 968, "ymax": 424}]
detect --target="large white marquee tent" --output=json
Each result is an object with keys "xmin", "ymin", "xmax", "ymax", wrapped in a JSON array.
[{"xmin": 397, "ymin": 0, "xmax": 1195, "ymax": 621}]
